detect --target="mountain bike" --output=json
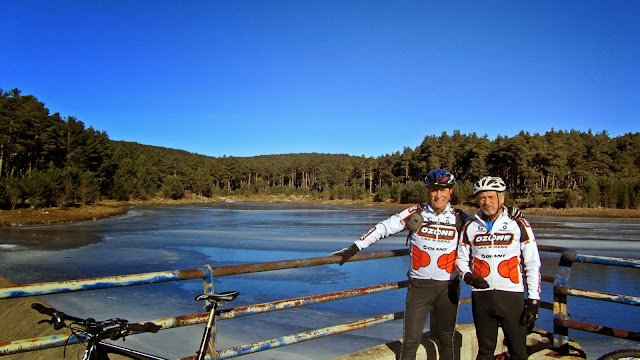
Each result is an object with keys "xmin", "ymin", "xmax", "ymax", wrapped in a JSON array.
[{"xmin": 32, "ymin": 290, "xmax": 239, "ymax": 360}]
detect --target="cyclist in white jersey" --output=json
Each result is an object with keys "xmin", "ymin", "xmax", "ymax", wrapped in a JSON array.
[
  {"xmin": 455, "ymin": 176, "xmax": 541, "ymax": 360},
  {"xmin": 332, "ymin": 169, "xmax": 469, "ymax": 360}
]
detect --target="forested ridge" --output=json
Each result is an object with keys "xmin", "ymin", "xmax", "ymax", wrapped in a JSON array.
[{"xmin": 2, "ymin": 88, "xmax": 639, "ymax": 210}]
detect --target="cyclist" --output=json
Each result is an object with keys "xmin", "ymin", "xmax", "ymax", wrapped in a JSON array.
[
  {"xmin": 332, "ymin": 169, "xmax": 469, "ymax": 360},
  {"xmin": 455, "ymin": 176, "xmax": 541, "ymax": 360}
]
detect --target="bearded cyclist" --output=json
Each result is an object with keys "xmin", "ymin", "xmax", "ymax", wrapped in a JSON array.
[
  {"xmin": 332, "ymin": 169, "xmax": 469, "ymax": 360},
  {"xmin": 455, "ymin": 176, "xmax": 541, "ymax": 360}
]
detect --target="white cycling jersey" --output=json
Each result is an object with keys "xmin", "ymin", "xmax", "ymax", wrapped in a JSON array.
[
  {"xmin": 455, "ymin": 207, "xmax": 541, "ymax": 300},
  {"xmin": 355, "ymin": 203, "xmax": 465, "ymax": 281}
]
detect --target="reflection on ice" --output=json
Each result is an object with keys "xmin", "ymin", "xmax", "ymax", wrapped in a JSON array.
[
  {"xmin": 172, "ymin": 245, "xmax": 328, "ymax": 263},
  {"xmin": 161, "ymin": 229, "xmax": 353, "ymax": 244},
  {"xmin": 529, "ymin": 215, "xmax": 640, "ymax": 244}
]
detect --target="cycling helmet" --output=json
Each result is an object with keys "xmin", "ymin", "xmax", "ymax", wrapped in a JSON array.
[
  {"xmin": 424, "ymin": 169, "xmax": 456, "ymax": 188},
  {"xmin": 473, "ymin": 176, "xmax": 506, "ymax": 195}
]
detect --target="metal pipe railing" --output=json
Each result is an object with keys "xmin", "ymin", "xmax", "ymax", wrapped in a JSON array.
[
  {"xmin": 573, "ymin": 254, "xmax": 640, "ymax": 268},
  {"xmin": 557, "ymin": 287, "xmax": 640, "ymax": 306},
  {"xmin": 555, "ymin": 318, "xmax": 640, "ymax": 341},
  {"xmin": 207, "ymin": 312, "xmax": 404, "ymax": 360},
  {"xmin": 0, "ymin": 280, "xmax": 412, "ymax": 356},
  {"xmin": 548, "ymin": 245, "xmax": 640, "ymax": 351},
  {"xmin": 0, "ymin": 269, "xmax": 206, "ymax": 299},
  {"xmin": 0, "ymin": 252, "xmax": 410, "ymax": 357},
  {"xmin": 0, "ymin": 249, "xmax": 409, "ymax": 300},
  {"xmin": 1, "ymin": 244, "xmax": 638, "ymax": 358}
]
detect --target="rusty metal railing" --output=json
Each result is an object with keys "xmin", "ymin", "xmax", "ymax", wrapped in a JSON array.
[
  {"xmin": 0, "ymin": 245, "xmax": 638, "ymax": 358},
  {"xmin": 0, "ymin": 280, "xmax": 410, "ymax": 358},
  {"xmin": 537, "ymin": 245, "xmax": 640, "ymax": 351},
  {"xmin": 0, "ymin": 249, "xmax": 409, "ymax": 299},
  {"xmin": 0, "ymin": 250, "xmax": 412, "ymax": 359}
]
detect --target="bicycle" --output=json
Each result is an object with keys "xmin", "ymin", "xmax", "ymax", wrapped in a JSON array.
[{"xmin": 32, "ymin": 290, "xmax": 239, "ymax": 360}]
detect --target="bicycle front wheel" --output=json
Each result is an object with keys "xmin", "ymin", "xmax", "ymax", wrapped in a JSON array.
[{"xmin": 597, "ymin": 349, "xmax": 640, "ymax": 360}]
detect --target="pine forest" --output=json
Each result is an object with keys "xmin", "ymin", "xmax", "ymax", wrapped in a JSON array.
[{"xmin": 1, "ymin": 89, "xmax": 639, "ymax": 210}]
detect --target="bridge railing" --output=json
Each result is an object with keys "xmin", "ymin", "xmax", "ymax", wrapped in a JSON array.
[
  {"xmin": 0, "ymin": 246, "xmax": 638, "ymax": 358},
  {"xmin": 537, "ymin": 245, "xmax": 640, "ymax": 349}
]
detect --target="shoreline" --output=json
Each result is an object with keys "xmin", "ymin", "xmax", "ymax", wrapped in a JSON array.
[{"xmin": 1, "ymin": 195, "xmax": 640, "ymax": 227}]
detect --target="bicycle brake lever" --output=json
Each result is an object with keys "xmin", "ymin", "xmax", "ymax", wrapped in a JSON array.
[{"xmin": 37, "ymin": 317, "xmax": 65, "ymax": 330}]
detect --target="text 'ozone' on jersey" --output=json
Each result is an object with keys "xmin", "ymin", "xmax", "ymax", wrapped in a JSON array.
[{"xmin": 357, "ymin": 203, "xmax": 469, "ymax": 281}]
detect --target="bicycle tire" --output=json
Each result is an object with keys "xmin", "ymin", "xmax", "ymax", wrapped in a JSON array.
[{"xmin": 597, "ymin": 349, "xmax": 640, "ymax": 360}]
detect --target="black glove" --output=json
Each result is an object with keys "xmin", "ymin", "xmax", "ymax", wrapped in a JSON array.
[
  {"xmin": 508, "ymin": 206, "xmax": 524, "ymax": 220},
  {"xmin": 331, "ymin": 244, "xmax": 359, "ymax": 266},
  {"xmin": 520, "ymin": 298, "xmax": 539, "ymax": 330},
  {"xmin": 463, "ymin": 272, "xmax": 490, "ymax": 289}
]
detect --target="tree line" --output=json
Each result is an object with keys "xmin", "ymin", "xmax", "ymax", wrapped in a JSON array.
[{"xmin": 1, "ymin": 88, "xmax": 639, "ymax": 210}]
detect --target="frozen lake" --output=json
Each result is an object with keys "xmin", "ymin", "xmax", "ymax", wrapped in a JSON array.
[{"xmin": 1, "ymin": 203, "xmax": 639, "ymax": 359}]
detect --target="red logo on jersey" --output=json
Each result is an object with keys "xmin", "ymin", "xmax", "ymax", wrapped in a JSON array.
[
  {"xmin": 358, "ymin": 226, "xmax": 377, "ymax": 241},
  {"xmin": 437, "ymin": 250, "xmax": 457, "ymax": 273},
  {"xmin": 411, "ymin": 245, "xmax": 431, "ymax": 270},
  {"xmin": 498, "ymin": 256, "xmax": 520, "ymax": 284},
  {"xmin": 473, "ymin": 257, "xmax": 491, "ymax": 277}
]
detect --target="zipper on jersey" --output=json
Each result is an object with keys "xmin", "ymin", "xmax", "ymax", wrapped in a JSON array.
[{"xmin": 488, "ymin": 215, "xmax": 497, "ymax": 290}]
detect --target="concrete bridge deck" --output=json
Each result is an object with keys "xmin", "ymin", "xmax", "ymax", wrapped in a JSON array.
[{"xmin": 331, "ymin": 324, "xmax": 586, "ymax": 360}]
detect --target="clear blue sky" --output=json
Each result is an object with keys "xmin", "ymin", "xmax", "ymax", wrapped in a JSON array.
[{"xmin": 2, "ymin": 1, "xmax": 638, "ymax": 158}]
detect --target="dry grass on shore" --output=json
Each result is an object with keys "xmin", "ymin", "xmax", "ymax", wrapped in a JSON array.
[
  {"xmin": 1, "ymin": 195, "xmax": 639, "ymax": 227},
  {"xmin": 0, "ymin": 204, "xmax": 130, "ymax": 227}
]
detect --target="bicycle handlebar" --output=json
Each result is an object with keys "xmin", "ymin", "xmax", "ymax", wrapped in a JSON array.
[
  {"xmin": 31, "ymin": 303, "xmax": 161, "ymax": 337},
  {"xmin": 128, "ymin": 322, "xmax": 162, "ymax": 333},
  {"xmin": 31, "ymin": 291, "xmax": 238, "ymax": 359},
  {"xmin": 31, "ymin": 302, "xmax": 55, "ymax": 316}
]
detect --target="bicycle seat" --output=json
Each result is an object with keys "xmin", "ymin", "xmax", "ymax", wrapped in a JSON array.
[{"xmin": 195, "ymin": 291, "xmax": 239, "ymax": 303}]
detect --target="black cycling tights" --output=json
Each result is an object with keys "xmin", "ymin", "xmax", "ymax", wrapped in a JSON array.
[
  {"xmin": 401, "ymin": 279, "xmax": 459, "ymax": 360},
  {"xmin": 472, "ymin": 290, "xmax": 528, "ymax": 360}
]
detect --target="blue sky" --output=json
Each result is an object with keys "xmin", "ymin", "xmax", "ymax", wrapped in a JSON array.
[{"xmin": 2, "ymin": 1, "xmax": 638, "ymax": 158}]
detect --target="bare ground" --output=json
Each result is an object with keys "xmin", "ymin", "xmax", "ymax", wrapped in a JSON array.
[
  {"xmin": 0, "ymin": 274, "xmax": 88, "ymax": 359},
  {"xmin": 0, "ymin": 274, "xmax": 133, "ymax": 359}
]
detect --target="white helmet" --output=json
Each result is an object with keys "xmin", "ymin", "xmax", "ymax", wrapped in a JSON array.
[{"xmin": 473, "ymin": 176, "xmax": 506, "ymax": 195}]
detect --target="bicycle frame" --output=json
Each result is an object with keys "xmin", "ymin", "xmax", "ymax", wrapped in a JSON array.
[
  {"xmin": 80, "ymin": 302, "xmax": 221, "ymax": 360},
  {"xmin": 34, "ymin": 291, "xmax": 238, "ymax": 360},
  {"xmin": 84, "ymin": 341, "xmax": 168, "ymax": 360},
  {"xmin": 193, "ymin": 291, "xmax": 239, "ymax": 360},
  {"xmin": 196, "ymin": 303, "xmax": 218, "ymax": 360}
]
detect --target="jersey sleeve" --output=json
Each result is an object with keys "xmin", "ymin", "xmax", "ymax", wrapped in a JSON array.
[
  {"xmin": 455, "ymin": 221, "xmax": 473, "ymax": 277},
  {"xmin": 517, "ymin": 219, "xmax": 541, "ymax": 300},
  {"xmin": 355, "ymin": 206, "xmax": 416, "ymax": 250}
]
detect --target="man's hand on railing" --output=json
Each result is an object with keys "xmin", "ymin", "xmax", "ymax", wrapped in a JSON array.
[{"xmin": 331, "ymin": 244, "xmax": 359, "ymax": 266}]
